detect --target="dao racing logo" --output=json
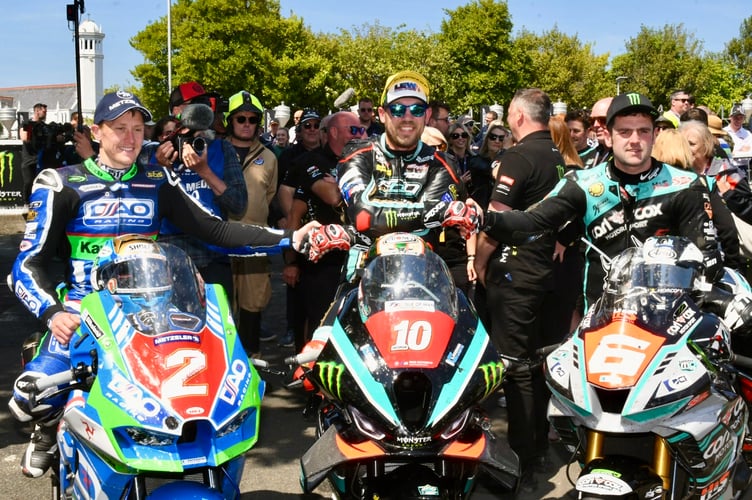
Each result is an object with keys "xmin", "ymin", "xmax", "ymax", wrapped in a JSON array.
[
  {"xmin": 82, "ymin": 198, "xmax": 155, "ymax": 226},
  {"xmin": 0, "ymin": 151, "xmax": 14, "ymax": 188}
]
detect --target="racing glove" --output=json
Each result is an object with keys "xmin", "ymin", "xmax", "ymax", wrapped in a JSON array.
[
  {"xmin": 307, "ymin": 224, "xmax": 352, "ymax": 262},
  {"xmin": 442, "ymin": 200, "xmax": 479, "ymax": 237}
]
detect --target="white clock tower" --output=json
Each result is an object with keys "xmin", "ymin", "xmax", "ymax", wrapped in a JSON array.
[{"xmin": 78, "ymin": 19, "xmax": 105, "ymax": 120}]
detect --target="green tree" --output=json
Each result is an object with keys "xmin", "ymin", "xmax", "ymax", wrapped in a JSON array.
[
  {"xmin": 437, "ymin": 0, "xmax": 528, "ymax": 116},
  {"xmin": 513, "ymin": 27, "xmax": 610, "ymax": 110},
  {"xmin": 724, "ymin": 16, "xmax": 752, "ymax": 99},
  {"xmin": 130, "ymin": 0, "xmax": 329, "ymax": 114},
  {"xmin": 609, "ymin": 24, "xmax": 705, "ymax": 109},
  {"xmin": 322, "ymin": 23, "xmax": 440, "ymax": 108}
]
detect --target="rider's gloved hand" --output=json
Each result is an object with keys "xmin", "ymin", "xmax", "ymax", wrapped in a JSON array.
[
  {"xmin": 308, "ymin": 224, "xmax": 352, "ymax": 262},
  {"xmin": 292, "ymin": 339, "xmax": 327, "ymax": 392},
  {"xmin": 442, "ymin": 200, "xmax": 479, "ymax": 238},
  {"xmin": 725, "ymin": 294, "xmax": 752, "ymax": 334}
]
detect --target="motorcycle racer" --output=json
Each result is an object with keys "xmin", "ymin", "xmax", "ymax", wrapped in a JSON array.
[{"xmin": 8, "ymin": 91, "xmax": 327, "ymax": 479}]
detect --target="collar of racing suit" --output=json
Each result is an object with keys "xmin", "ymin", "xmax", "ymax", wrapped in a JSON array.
[
  {"xmin": 378, "ymin": 133, "xmax": 424, "ymax": 162},
  {"xmin": 84, "ymin": 156, "xmax": 139, "ymax": 182}
]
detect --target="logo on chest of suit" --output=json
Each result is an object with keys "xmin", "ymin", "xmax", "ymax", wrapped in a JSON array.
[
  {"xmin": 633, "ymin": 202, "xmax": 663, "ymax": 220},
  {"xmin": 82, "ymin": 197, "xmax": 155, "ymax": 226}
]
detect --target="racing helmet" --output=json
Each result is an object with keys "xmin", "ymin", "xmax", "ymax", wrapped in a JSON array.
[
  {"xmin": 606, "ymin": 236, "xmax": 704, "ymax": 295},
  {"xmin": 224, "ymin": 90, "xmax": 264, "ymax": 127},
  {"xmin": 91, "ymin": 235, "xmax": 174, "ymax": 326}
]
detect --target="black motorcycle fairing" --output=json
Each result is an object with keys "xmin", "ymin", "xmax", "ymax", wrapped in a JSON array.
[{"xmin": 311, "ymin": 288, "xmax": 504, "ymax": 447}]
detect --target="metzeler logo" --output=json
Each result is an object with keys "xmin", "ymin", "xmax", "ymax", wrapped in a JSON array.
[{"xmin": 82, "ymin": 198, "xmax": 155, "ymax": 226}]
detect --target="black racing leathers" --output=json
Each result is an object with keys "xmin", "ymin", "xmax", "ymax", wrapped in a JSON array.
[
  {"xmin": 483, "ymin": 159, "xmax": 722, "ymax": 308},
  {"xmin": 337, "ymin": 135, "xmax": 461, "ymax": 245}
]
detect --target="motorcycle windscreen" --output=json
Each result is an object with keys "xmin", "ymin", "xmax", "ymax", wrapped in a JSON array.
[
  {"xmin": 365, "ymin": 305, "xmax": 456, "ymax": 368},
  {"xmin": 358, "ymin": 251, "xmax": 459, "ymax": 369}
]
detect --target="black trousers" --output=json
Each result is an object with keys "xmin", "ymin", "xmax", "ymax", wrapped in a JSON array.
[{"xmin": 486, "ymin": 280, "xmax": 550, "ymax": 469}]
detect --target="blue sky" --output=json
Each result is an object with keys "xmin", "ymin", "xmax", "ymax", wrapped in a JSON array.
[{"xmin": 0, "ymin": 0, "xmax": 747, "ymax": 90}]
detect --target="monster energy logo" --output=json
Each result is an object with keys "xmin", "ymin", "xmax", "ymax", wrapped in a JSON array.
[
  {"xmin": 317, "ymin": 361, "xmax": 345, "ymax": 399},
  {"xmin": 478, "ymin": 362, "xmax": 504, "ymax": 398},
  {"xmin": 385, "ymin": 209, "xmax": 398, "ymax": 228},
  {"xmin": 0, "ymin": 151, "xmax": 14, "ymax": 188},
  {"xmin": 626, "ymin": 93, "xmax": 641, "ymax": 105}
]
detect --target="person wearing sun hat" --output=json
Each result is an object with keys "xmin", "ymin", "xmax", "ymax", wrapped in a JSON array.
[
  {"xmin": 8, "ymin": 89, "xmax": 329, "ymax": 479},
  {"xmin": 482, "ymin": 91, "xmax": 722, "ymax": 310}
]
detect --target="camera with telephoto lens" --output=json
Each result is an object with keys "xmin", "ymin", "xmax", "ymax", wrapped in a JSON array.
[
  {"xmin": 171, "ymin": 133, "xmax": 206, "ymax": 158},
  {"xmin": 28, "ymin": 121, "xmax": 75, "ymax": 150}
]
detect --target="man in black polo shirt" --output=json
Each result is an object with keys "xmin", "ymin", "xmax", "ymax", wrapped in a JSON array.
[{"xmin": 474, "ymin": 88, "xmax": 565, "ymax": 492}]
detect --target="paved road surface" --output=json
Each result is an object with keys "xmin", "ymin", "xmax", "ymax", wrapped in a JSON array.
[{"xmin": 0, "ymin": 215, "xmax": 576, "ymax": 499}]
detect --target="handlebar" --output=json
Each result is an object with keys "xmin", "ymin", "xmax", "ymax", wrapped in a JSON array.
[
  {"xmin": 31, "ymin": 369, "xmax": 76, "ymax": 393},
  {"xmin": 730, "ymin": 352, "xmax": 752, "ymax": 371},
  {"xmin": 249, "ymin": 358, "xmax": 269, "ymax": 369},
  {"xmin": 285, "ymin": 351, "xmax": 319, "ymax": 366}
]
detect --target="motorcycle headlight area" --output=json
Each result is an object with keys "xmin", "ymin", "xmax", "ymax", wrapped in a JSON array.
[
  {"xmin": 439, "ymin": 409, "xmax": 470, "ymax": 440},
  {"xmin": 217, "ymin": 408, "xmax": 251, "ymax": 438},
  {"xmin": 124, "ymin": 427, "xmax": 178, "ymax": 447},
  {"xmin": 349, "ymin": 405, "xmax": 386, "ymax": 440}
]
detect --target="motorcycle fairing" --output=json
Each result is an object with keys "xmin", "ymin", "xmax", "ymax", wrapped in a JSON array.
[
  {"xmin": 548, "ymin": 310, "xmax": 717, "ymax": 428},
  {"xmin": 300, "ymin": 425, "xmax": 386, "ymax": 493},
  {"xmin": 62, "ymin": 285, "xmax": 261, "ymax": 473},
  {"xmin": 365, "ymin": 308, "xmax": 455, "ymax": 369},
  {"xmin": 326, "ymin": 318, "xmax": 401, "ymax": 426}
]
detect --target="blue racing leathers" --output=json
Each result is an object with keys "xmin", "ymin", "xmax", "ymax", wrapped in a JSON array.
[{"xmin": 10, "ymin": 158, "xmax": 292, "ymax": 421}]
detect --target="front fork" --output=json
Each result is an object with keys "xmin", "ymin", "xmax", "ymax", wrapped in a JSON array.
[{"xmin": 584, "ymin": 430, "xmax": 671, "ymax": 491}]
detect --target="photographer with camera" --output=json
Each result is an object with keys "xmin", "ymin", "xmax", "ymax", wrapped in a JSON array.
[
  {"xmin": 141, "ymin": 82, "xmax": 247, "ymax": 302},
  {"xmin": 19, "ymin": 103, "xmax": 49, "ymax": 205}
]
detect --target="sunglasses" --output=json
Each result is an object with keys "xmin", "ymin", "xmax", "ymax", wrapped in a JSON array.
[
  {"xmin": 387, "ymin": 103, "xmax": 427, "ymax": 118},
  {"xmin": 450, "ymin": 132, "xmax": 469, "ymax": 140},
  {"xmin": 302, "ymin": 121, "xmax": 320, "ymax": 130},
  {"xmin": 346, "ymin": 125, "xmax": 366, "ymax": 135},
  {"xmin": 234, "ymin": 115, "xmax": 260, "ymax": 124},
  {"xmin": 359, "ymin": 107, "xmax": 373, "ymax": 113},
  {"xmin": 488, "ymin": 133, "xmax": 505, "ymax": 141}
]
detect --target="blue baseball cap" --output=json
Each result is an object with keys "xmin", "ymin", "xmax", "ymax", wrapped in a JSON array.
[{"xmin": 94, "ymin": 91, "xmax": 153, "ymax": 124}]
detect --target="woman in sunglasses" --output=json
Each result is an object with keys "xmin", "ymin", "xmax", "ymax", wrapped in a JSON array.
[{"xmin": 447, "ymin": 122, "xmax": 475, "ymax": 182}]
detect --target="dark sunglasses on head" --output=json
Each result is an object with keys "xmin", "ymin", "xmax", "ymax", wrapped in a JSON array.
[
  {"xmin": 488, "ymin": 133, "xmax": 505, "ymax": 141},
  {"xmin": 387, "ymin": 103, "xmax": 427, "ymax": 118},
  {"xmin": 346, "ymin": 125, "xmax": 366, "ymax": 135},
  {"xmin": 450, "ymin": 132, "xmax": 469, "ymax": 140},
  {"xmin": 359, "ymin": 107, "xmax": 373, "ymax": 113},
  {"xmin": 234, "ymin": 115, "xmax": 260, "ymax": 124},
  {"xmin": 302, "ymin": 121, "xmax": 320, "ymax": 130}
]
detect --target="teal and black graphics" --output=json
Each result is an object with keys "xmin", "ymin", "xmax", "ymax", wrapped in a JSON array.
[
  {"xmin": 545, "ymin": 236, "xmax": 752, "ymax": 499},
  {"xmin": 298, "ymin": 233, "xmax": 518, "ymax": 498}
]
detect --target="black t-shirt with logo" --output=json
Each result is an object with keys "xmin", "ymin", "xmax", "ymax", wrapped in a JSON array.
[{"xmin": 487, "ymin": 130, "xmax": 564, "ymax": 290}]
